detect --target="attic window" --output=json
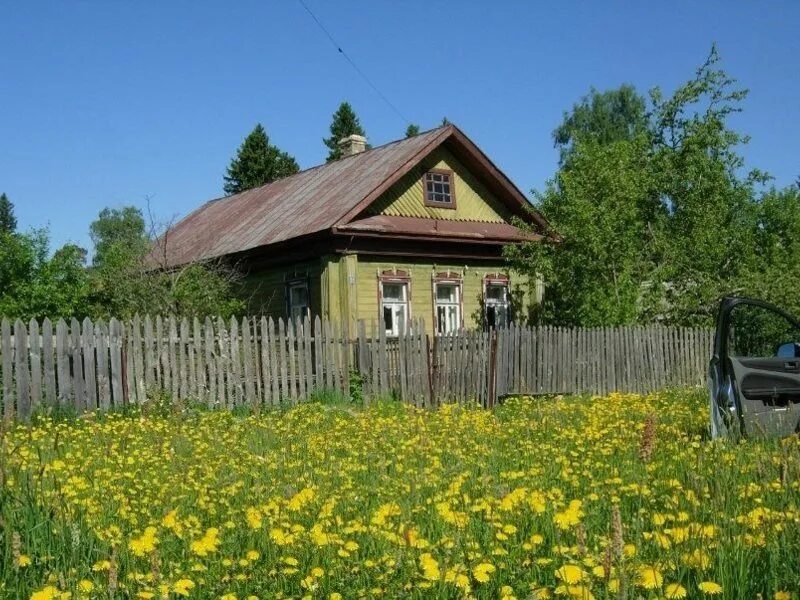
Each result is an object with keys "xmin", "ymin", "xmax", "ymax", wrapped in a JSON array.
[{"xmin": 423, "ymin": 169, "xmax": 456, "ymax": 208}]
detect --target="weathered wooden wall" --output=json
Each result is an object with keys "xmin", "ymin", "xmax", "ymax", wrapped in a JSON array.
[{"xmin": 0, "ymin": 316, "xmax": 712, "ymax": 420}]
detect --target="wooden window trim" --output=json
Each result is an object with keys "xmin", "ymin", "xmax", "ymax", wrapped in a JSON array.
[
  {"xmin": 431, "ymin": 272, "xmax": 464, "ymax": 333},
  {"xmin": 285, "ymin": 277, "xmax": 311, "ymax": 322},
  {"xmin": 378, "ymin": 270, "xmax": 412, "ymax": 334},
  {"xmin": 422, "ymin": 168, "xmax": 457, "ymax": 209},
  {"xmin": 483, "ymin": 274, "xmax": 511, "ymax": 328}
]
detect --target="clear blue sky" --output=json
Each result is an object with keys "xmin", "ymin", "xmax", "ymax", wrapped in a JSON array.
[{"xmin": 2, "ymin": 1, "xmax": 798, "ymax": 252}]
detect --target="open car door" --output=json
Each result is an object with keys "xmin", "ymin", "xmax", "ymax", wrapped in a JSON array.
[{"xmin": 709, "ymin": 297, "xmax": 800, "ymax": 439}]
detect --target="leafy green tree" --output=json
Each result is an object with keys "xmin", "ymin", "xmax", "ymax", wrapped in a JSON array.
[
  {"xmin": 507, "ymin": 136, "xmax": 661, "ymax": 325},
  {"xmin": 223, "ymin": 124, "xmax": 299, "ymax": 195},
  {"xmin": 553, "ymin": 85, "xmax": 648, "ymax": 167},
  {"xmin": 323, "ymin": 102, "xmax": 368, "ymax": 162},
  {"xmin": 740, "ymin": 186, "xmax": 800, "ymax": 314},
  {"xmin": 648, "ymin": 45, "xmax": 768, "ymax": 324},
  {"xmin": 508, "ymin": 45, "xmax": 768, "ymax": 327},
  {"xmin": 90, "ymin": 206, "xmax": 149, "ymax": 266},
  {"xmin": 88, "ymin": 206, "xmax": 245, "ymax": 319},
  {"xmin": 0, "ymin": 193, "xmax": 17, "ymax": 233},
  {"xmin": 405, "ymin": 124, "xmax": 420, "ymax": 138},
  {"xmin": 0, "ymin": 230, "xmax": 90, "ymax": 320}
]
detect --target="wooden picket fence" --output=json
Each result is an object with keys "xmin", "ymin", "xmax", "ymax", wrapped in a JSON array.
[{"xmin": 0, "ymin": 315, "xmax": 713, "ymax": 420}]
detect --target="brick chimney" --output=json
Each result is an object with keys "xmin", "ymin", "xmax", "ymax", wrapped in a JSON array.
[{"xmin": 338, "ymin": 134, "xmax": 367, "ymax": 157}]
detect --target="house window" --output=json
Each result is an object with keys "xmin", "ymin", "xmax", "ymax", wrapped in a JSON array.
[
  {"xmin": 381, "ymin": 280, "xmax": 409, "ymax": 337},
  {"xmin": 287, "ymin": 281, "xmax": 310, "ymax": 322},
  {"xmin": 434, "ymin": 281, "xmax": 461, "ymax": 335},
  {"xmin": 423, "ymin": 170, "xmax": 455, "ymax": 207},
  {"xmin": 485, "ymin": 280, "xmax": 510, "ymax": 329}
]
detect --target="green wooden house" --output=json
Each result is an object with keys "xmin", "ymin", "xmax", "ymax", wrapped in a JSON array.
[{"xmin": 160, "ymin": 124, "xmax": 555, "ymax": 337}]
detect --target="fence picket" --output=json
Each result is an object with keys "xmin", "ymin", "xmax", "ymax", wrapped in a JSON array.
[
  {"xmin": 29, "ymin": 319, "xmax": 42, "ymax": 412},
  {"xmin": 192, "ymin": 318, "xmax": 203, "ymax": 403},
  {"xmin": 304, "ymin": 316, "xmax": 313, "ymax": 398},
  {"xmin": 242, "ymin": 317, "xmax": 255, "ymax": 407},
  {"xmin": 277, "ymin": 318, "xmax": 288, "ymax": 402},
  {"xmin": 131, "ymin": 316, "xmax": 145, "ymax": 403},
  {"xmin": 109, "ymin": 319, "xmax": 123, "ymax": 406},
  {"xmin": 268, "ymin": 318, "xmax": 279, "ymax": 404},
  {"xmin": 14, "ymin": 321, "xmax": 30, "ymax": 420},
  {"xmin": 260, "ymin": 317, "xmax": 272, "ymax": 406},
  {"xmin": 42, "ymin": 318, "xmax": 56, "ymax": 407},
  {"xmin": 96, "ymin": 321, "xmax": 111, "ymax": 410},
  {"xmin": 287, "ymin": 318, "xmax": 297, "ymax": 403},
  {"xmin": 2, "ymin": 319, "xmax": 12, "ymax": 420},
  {"xmin": 204, "ymin": 318, "xmax": 216, "ymax": 408}
]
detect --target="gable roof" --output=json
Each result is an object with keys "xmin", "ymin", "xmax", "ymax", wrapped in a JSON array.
[{"xmin": 158, "ymin": 124, "xmax": 550, "ymax": 267}]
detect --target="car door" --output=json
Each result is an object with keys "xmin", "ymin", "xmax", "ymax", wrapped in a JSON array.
[{"xmin": 709, "ymin": 297, "xmax": 800, "ymax": 439}]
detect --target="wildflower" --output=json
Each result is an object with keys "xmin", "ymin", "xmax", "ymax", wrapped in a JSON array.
[
  {"xmin": 245, "ymin": 507, "xmax": 262, "ymax": 530},
  {"xmin": 419, "ymin": 553, "xmax": 440, "ymax": 581},
  {"xmin": 173, "ymin": 578, "xmax": 195, "ymax": 597},
  {"xmin": 77, "ymin": 581, "xmax": 94, "ymax": 593},
  {"xmin": 555, "ymin": 585, "xmax": 595, "ymax": 600},
  {"xmin": 554, "ymin": 500, "xmax": 584, "ymax": 530},
  {"xmin": 30, "ymin": 587, "xmax": 61, "ymax": 600},
  {"xmin": 472, "ymin": 562, "xmax": 495, "ymax": 583},
  {"xmin": 636, "ymin": 565, "xmax": 663, "ymax": 590},
  {"xmin": 698, "ymin": 582, "xmax": 723, "ymax": 595},
  {"xmin": 17, "ymin": 554, "xmax": 31, "ymax": 567},
  {"xmin": 774, "ymin": 593, "xmax": 792, "ymax": 600},
  {"xmin": 665, "ymin": 583, "xmax": 688, "ymax": 599},
  {"xmin": 555, "ymin": 564, "xmax": 585, "ymax": 585},
  {"xmin": 129, "ymin": 527, "xmax": 158, "ymax": 557},
  {"xmin": 190, "ymin": 528, "xmax": 220, "ymax": 557},
  {"xmin": 221, "ymin": 595, "xmax": 237, "ymax": 600}
]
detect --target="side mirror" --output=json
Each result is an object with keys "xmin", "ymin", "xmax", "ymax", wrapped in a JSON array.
[{"xmin": 775, "ymin": 342, "xmax": 800, "ymax": 358}]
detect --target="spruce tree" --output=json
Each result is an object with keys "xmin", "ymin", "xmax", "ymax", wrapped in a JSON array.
[
  {"xmin": 323, "ymin": 102, "xmax": 368, "ymax": 162},
  {"xmin": 223, "ymin": 124, "xmax": 299, "ymax": 195},
  {"xmin": 405, "ymin": 124, "xmax": 420, "ymax": 138},
  {"xmin": 0, "ymin": 193, "xmax": 17, "ymax": 233}
]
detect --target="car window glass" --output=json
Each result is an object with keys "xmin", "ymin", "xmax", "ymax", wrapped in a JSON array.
[{"xmin": 727, "ymin": 303, "xmax": 800, "ymax": 358}]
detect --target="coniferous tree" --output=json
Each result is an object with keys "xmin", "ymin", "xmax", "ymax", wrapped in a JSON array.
[
  {"xmin": 223, "ymin": 124, "xmax": 299, "ymax": 195},
  {"xmin": 405, "ymin": 124, "xmax": 420, "ymax": 138},
  {"xmin": 323, "ymin": 102, "xmax": 368, "ymax": 162},
  {"xmin": 0, "ymin": 193, "xmax": 17, "ymax": 233}
]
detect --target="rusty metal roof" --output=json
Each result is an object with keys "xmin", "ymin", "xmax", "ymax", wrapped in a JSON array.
[
  {"xmin": 158, "ymin": 125, "xmax": 547, "ymax": 267},
  {"xmin": 336, "ymin": 215, "xmax": 542, "ymax": 243}
]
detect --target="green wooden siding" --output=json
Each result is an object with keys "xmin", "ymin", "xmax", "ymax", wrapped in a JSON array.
[
  {"xmin": 367, "ymin": 147, "xmax": 514, "ymax": 222},
  {"xmin": 353, "ymin": 256, "xmax": 536, "ymax": 336},
  {"xmin": 239, "ymin": 260, "xmax": 323, "ymax": 320}
]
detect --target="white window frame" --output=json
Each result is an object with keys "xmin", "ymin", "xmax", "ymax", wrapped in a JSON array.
[
  {"xmin": 287, "ymin": 280, "xmax": 310, "ymax": 322},
  {"xmin": 484, "ymin": 279, "xmax": 510, "ymax": 329},
  {"xmin": 434, "ymin": 280, "xmax": 462, "ymax": 335},
  {"xmin": 380, "ymin": 279, "xmax": 410, "ymax": 337}
]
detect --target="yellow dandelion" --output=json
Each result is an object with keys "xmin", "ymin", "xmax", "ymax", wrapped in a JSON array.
[
  {"xmin": 636, "ymin": 565, "xmax": 663, "ymax": 590},
  {"xmin": 698, "ymin": 582, "xmax": 723, "ymax": 595},
  {"xmin": 555, "ymin": 564, "xmax": 585, "ymax": 585},
  {"xmin": 472, "ymin": 562, "xmax": 496, "ymax": 583},
  {"xmin": 665, "ymin": 583, "xmax": 688, "ymax": 599}
]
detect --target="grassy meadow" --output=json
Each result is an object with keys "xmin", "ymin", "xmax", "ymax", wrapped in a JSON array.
[{"xmin": 1, "ymin": 390, "xmax": 799, "ymax": 599}]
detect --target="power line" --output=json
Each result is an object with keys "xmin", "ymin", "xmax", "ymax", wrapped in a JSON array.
[{"xmin": 297, "ymin": 0, "xmax": 410, "ymax": 125}]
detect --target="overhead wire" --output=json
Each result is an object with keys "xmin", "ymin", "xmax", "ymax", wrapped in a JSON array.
[{"xmin": 296, "ymin": 0, "xmax": 410, "ymax": 125}]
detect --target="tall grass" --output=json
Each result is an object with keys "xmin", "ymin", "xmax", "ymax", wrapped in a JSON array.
[{"xmin": 1, "ymin": 389, "xmax": 799, "ymax": 599}]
